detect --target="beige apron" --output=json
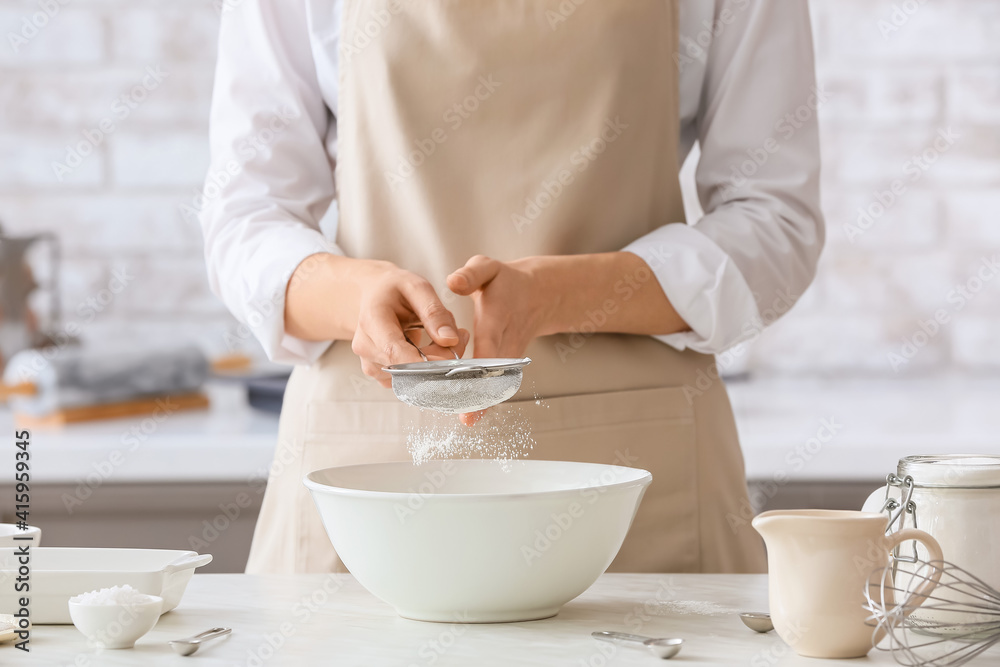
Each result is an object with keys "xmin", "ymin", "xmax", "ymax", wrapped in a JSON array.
[{"xmin": 247, "ymin": 0, "xmax": 765, "ymax": 575}]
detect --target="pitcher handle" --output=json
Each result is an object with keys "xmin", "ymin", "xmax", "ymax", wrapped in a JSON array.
[{"xmin": 884, "ymin": 528, "xmax": 944, "ymax": 617}]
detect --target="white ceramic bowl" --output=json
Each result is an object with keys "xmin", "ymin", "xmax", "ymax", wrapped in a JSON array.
[
  {"xmin": 68, "ymin": 595, "xmax": 163, "ymax": 649},
  {"xmin": 304, "ymin": 459, "xmax": 651, "ymax": 622},
  {"xmin": 0, "ymin": 524, "xmax": 40, "ymax": 547}
]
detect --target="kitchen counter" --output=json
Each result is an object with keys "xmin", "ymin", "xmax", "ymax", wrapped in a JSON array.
[
  {"xmin": 3, "ymin": 376, "xmax": 999, "ymax": 485},
  {"xmin": 727, "ymin": 375, "xmax": 1000, "ymax": 481},
  {"xmin": 15, "ymin": 573, "xmax": 968, "ymax": 666},
  {"xmin": 0, "ymin": 384, "xmax": 279, "ymax": 484}
]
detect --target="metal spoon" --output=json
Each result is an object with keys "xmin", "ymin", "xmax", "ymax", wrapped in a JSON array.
[
  {"xmin": 739, "ymin": 612, "xmax": 774, "ymax": 633},
  {"xmin": 169, "ymin": 627, "xmax": 232, "ymax": 656},
  {"xmin": 592, "ymin": 631, "xmax": 684, "ymax": 659}
]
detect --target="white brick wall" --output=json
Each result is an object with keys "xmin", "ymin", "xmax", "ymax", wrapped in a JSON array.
[
  {"xmin": 0, "ymin": 0, "xmax": 997, "ymax": 372},
  {"xmin": 0, "ymin": 0, "xmax": 236, "ymax": 358},
  {"xmin": 750, "ymin": 0, "xmax": 1000, "ymax": 375},
  {"xmin": 0, "ymin": 6, "xmax": 105, "ymax": 65}
]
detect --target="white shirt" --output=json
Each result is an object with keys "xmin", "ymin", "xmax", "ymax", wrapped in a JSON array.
[{"xmin": 200, "ymin": 0, "xmax": 824, "ymax": 365}]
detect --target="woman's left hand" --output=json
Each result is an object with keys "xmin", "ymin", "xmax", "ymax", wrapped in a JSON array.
[
  {"xmin": 447, "ymin": 251, "xmax": 688, "ymax": 426},
  {"xmin": 447, "ymin": 255, "xmax": 551, "ymax": 425}
]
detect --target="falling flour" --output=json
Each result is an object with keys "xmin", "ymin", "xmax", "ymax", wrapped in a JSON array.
[{"xmin": 406, "ymin": 405, "xmax": 536, "ymax": 464}]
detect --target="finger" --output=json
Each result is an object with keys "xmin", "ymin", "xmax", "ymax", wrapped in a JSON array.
[
  {"xmin": 352, "ymin": 330, "xmax": 403, "ymax": 382},
  {"xmin": 362, "ymin": 304, "xmax": 425, "ymax": 366},
  {"xmin": 360, "ymin": 357, "xmax": 393, "ymax": 387},
  {"xmin": 470, "ymin": 312, "xmax": 504, "ymax": 360},
  {"xmin": 461, "ymin": 317, "xmax": 498, "ymax": 426},
  {"xmin": 460, "ymin": 409, "xmax": 487, "ymax": 427},
  {"xmin": 456, "ymin": 328, "xmax": 471, "ymax": 357},
  {"xmin": 447, "ymin": 255, "xmax": 502, "ymax": 295},
  {"xmin": 493, "ymin": 328, "xmax": 531, "ymax": 360},
  {"xmin": 420, "ymin": 328, "xmax": 471, "ymax": 360},
  {"xmin": 397, "ymin": 279, "xmax": 460, "ymax": 347}
]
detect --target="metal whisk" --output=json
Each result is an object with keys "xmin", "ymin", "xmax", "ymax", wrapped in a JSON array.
[{"xmin": 864, "ymin": 558, "xmax": 1000, "ymax": 667}]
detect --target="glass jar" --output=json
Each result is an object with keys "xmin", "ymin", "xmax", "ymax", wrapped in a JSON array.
[
  {"xmin": 863, "ymin": 455, "xmax": 1000, "ymax": 629},
  {"xmin": 864, "ymin": 455, "xmax": 1000, "ymax": 582}
]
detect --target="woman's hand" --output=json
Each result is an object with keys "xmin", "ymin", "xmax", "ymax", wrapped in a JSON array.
[
  {"xmin": 447, "ymin": 255, "xmax": 551, "ymax": 360},
  {"xmin": 447, "ymin": 255, "xmax": 552, "ymax": 425},
  {"xmin": 447, "ymin": 252, "xmax": 688, "ymax": 425},
  {"xmin": 285, "ymin": 254, "xmax": 469, "ymax": 388},
  {"xmin": 352, "ymin": 263, "xmax": 470, "ymax": 387},
  {"xmin": 286, "ymin": 251, "xmax": 684, "ymax": 407}
]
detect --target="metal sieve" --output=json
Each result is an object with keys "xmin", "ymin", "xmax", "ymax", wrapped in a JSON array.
[{"xmin": 383, "ymin": 327, "xmax": 530, "ymax": 413}]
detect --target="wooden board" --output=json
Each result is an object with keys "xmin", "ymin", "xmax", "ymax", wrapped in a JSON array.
[
  {"xmin": 14, "ymin": 392, "xmax": 210, "ymax": 429},
  {"xmin": 0, "ymin": 381, "xmax": 37, "ymax": 401}
]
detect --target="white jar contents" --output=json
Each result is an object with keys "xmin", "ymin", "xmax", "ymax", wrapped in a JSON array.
[{"xmin": 70, "ymin": 585, "xmax": 155, "ymax": 606}]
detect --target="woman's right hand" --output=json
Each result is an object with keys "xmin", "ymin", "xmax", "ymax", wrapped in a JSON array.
[
  {"xmin": 285, "ymin": 254, "xmax": 468, "ymax": 387},
  {"xmin": 351, "ymin": 261, "xmax": 469, "ymax": 387}
]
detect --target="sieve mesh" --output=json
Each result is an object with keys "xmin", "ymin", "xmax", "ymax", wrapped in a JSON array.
[{"xmin": 390, "ymin": 369, "xmax": 523, "ymax": 413}]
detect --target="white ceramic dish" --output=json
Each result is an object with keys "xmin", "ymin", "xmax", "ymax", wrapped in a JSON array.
[
  {"xmin": 0, "ymin": 548, "xmax": 212, "ymax": 624},
  {"xmin": 0, "ymin": 613, "xmax": 18, "ymax": 644},
  {"xmin": 69, "ymin": 594, "xmax": 163, "ymax": 649},
  {"xmin": 0, "ymin": 524, "xmax": 41, "ymax": 547},
  {"xmin": 305, "ymin": 459, "xmax": 652, "ymax": 623}
]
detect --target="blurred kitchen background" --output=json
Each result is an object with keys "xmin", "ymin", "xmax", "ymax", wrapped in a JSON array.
[{"xmin": 1, "ymin": 0, "xmax": 998, "ymax": 571}]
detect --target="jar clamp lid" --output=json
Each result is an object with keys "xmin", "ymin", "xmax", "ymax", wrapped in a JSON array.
[{"xmin": 895, "ymin": 454, "xmax": 1000, "ymax": 489}]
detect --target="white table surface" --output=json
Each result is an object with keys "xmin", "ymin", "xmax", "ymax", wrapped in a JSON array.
[
  {"xmin": 2, "ymin": 376, "xmax": 998, "ymax": 484},
  {"xmin": 15, "ymin": 573, "xmax": 971, "ymax": 666}
]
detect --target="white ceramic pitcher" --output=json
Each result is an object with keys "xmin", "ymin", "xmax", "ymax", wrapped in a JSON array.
[{"xmin": 753, "ymin": 510, "xmax": 943, "ymax": 659}]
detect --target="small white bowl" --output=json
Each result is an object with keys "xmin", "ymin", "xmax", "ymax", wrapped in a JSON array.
[
  {"xmin": 0, "ymin": 524, "xmax": 41, "ymax": 547},
  {"xmin": 68, "ymin": 595, "xmax": 163, "ymax": 649}
]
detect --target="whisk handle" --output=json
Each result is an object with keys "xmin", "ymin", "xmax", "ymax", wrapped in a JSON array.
[{"xmin": 886, "ymin": 528, "xmax": 944, "ymax": 618}]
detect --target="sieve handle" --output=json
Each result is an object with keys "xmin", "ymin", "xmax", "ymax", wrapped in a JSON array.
[
  {"xmin": 444, "ymin": 365, "xmax": 495, "ymax": 377},
  {"xmin": 403, "ymin": 325, "xmax": 460, "ymax": 361}
]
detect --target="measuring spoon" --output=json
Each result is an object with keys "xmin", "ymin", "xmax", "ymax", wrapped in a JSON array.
[{"xmin": 592, "ymin": 631, "xmax": 684, "ymax": 659}]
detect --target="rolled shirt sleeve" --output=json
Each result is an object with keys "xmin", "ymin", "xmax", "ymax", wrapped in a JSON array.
[
  {"xmin": 200, "ymin": 0, "xmax": 341, "ymax": 365},
  {"xmin": 626, "ymin": 0, "xmax": 825, "ymax": 354}
]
